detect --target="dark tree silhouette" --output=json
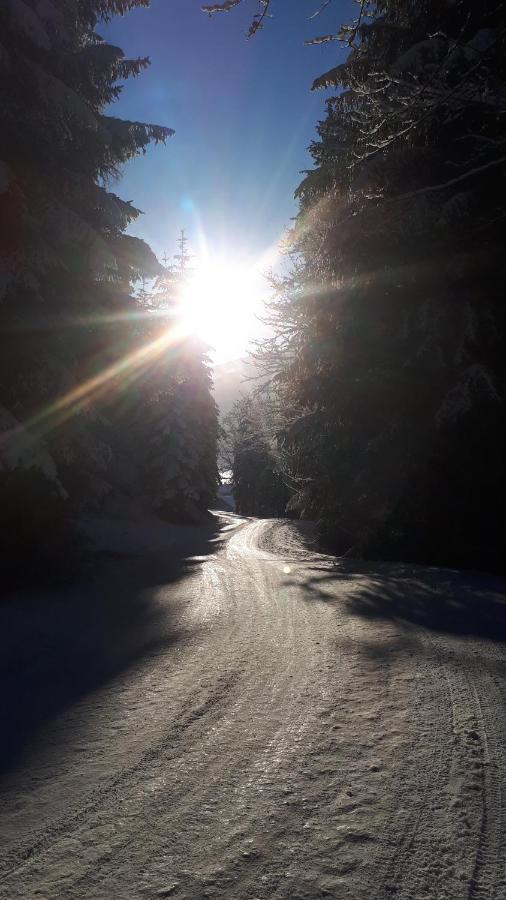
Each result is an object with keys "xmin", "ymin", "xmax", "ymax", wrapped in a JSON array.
[
  {"xmin": 0, "ymin": 1, "xmax": 218, "ymax": 574},
  {"xmin": 206, "ymin": 0, "xmax": 506, "ymax": 571}
]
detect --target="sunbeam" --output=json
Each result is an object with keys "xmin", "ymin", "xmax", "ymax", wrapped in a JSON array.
[{"xmin": 1, "ymin": 323, "xmax": 188, "ymax": 450}]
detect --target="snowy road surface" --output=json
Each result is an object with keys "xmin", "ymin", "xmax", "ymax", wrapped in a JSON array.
[{"xmin": 1, "ymin": 514, "xmax": 506, "ymax": 899}]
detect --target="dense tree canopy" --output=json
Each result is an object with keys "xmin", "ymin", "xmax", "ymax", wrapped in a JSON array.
[
  {"xmin": 211, "ymin": 0, "xmax": 506, "ymax": 570},
  {"xmin": 280, "ymin": 0, "xmax": 506, "ymax": 568},
  {"xmin": 0, "ymin": 0, "xmax": 218, "ymax": 572},
  {"xmin": 222, "ymin": 393, "xmax": 290, "ymax": 517}
]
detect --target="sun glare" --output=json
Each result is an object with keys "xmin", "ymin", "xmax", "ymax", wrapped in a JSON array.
[{"xmin": 178, "ymin": 258, "xmax": 268, "ymax": 363}]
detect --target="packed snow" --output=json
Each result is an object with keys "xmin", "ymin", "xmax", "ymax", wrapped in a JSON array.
[{"xmin": 1, "ymin": 515, "xmax": 505, "ymax": 898}]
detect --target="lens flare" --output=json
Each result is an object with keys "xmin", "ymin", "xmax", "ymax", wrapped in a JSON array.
[
  {"xmin": 1, "ymin": 322, "xmax": 188, "ymax": 451},
  {"xmin": 1, "ymin": 238, "xmax": 284, "ymax": 455}
]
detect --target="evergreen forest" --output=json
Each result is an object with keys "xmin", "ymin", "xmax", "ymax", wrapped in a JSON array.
[
  {"xmin": 221, "ymin": 0, "xmax": 506, "ymax": 572},
  {"xmin": 0, "ymin": 0, "xmax": 218, "ymax": 578}
]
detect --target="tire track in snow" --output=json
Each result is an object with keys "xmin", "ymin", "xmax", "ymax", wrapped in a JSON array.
[
  {"xmin": 371, "ymin": 650, "xmax": 450, "ymax": 898},
  {"xmin": 2, "ymin": 517, "xmax": 506, "ymax": 899},
  {"xmin": 0, "ymin": 669, "xmax": 238, "ymax": 886},
  {"xmin": 443, "ymin": 641, "xmax": 506, "ymax": 900}
]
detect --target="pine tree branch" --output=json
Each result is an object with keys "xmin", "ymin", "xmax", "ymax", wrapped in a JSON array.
[{"xmin": 383, "ymin": 154, "xmax": 506, "ymax": 205}]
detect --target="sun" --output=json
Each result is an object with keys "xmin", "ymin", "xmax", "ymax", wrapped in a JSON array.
[{"xmin": 177, "ymin": 257, "xmax": 267, "ymax": 363}]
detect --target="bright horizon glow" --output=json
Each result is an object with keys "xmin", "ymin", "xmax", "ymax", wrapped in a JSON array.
[{"xmin": 177, "ymin": 254, "xmax": 272, "ymax": 364}]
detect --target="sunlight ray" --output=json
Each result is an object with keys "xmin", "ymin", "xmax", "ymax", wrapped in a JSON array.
[{"xmin": 1, "ymin": 323, "xmax": 188, "ymax": 448}]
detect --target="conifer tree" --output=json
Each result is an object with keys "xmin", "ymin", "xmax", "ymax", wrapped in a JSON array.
[
  {"xmin": 209, "ymin": 0, "xmax": 506, "ymax": 569},
  {"xmin": 223, "ymin": 393, "xmax": 289, "ymax": 517},
  {"xmin": 276, "ymin": 1, "xmax": 506, "ymax": 568},
  {"xmin": 139, "ymin": 231, "xmax": 219, "ymax": 521},
  {"xmin": 0, "ymin": 1, "xmax": 218, "ymax": 568}
]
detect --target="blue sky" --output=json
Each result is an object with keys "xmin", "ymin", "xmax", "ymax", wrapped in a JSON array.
[{"xmin": 101, "ymin": 0, "xmax": 355, "ymax": 265}]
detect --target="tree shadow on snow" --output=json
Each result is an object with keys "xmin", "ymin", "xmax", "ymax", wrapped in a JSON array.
[
  {"xmin": 297, "ymin": 559, "xmax": 506, "ymax": 644},
  {"xmin": 0, "ymin": 518, "xmax": 220, "ymax": 776}
]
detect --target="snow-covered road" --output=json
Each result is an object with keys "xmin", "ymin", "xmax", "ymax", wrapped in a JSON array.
[{"xmin": 1, "ymin": 514, "xmax": 506, "ymax": 899}]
